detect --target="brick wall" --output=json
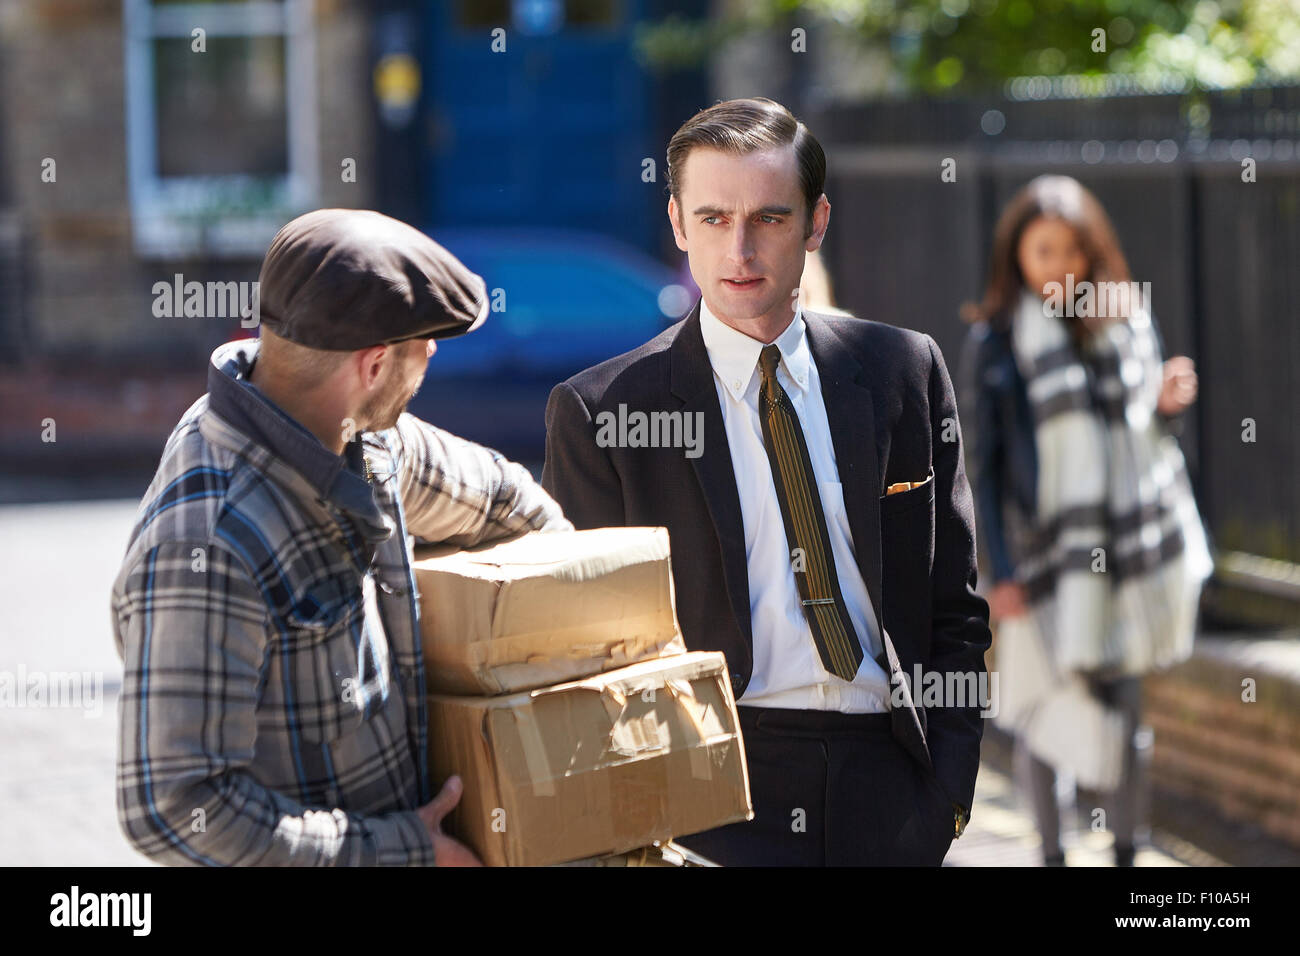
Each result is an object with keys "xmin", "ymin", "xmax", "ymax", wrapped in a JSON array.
[
  {"xmin": 1145, "ymin": 634, "xmax": 1300, "ymax": 848},
  {"xmin": 0, "ymin": 0, "xmax": 377, "ymax": 365}
]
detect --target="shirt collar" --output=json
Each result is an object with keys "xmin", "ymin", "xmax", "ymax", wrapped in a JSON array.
[
  {"xmin": 206, "ymin": 338, "xmax": 391, "ymax": 540},
  {"xmin": 698, "ymin": 297, "xmax": 812, "ymax": 403}
]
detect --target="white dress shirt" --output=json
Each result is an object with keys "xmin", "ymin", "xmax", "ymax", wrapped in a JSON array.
[{"xmin": 698, "ymin": 298, "xmax": 892, "ymax": 713}]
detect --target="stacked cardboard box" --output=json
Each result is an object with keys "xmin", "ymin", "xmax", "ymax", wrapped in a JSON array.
[
  {"xmin": 413, "ymin": 527, "xmax": 752, "ymax": 867},
  {"xmin": 556, "ymin": 841, "xmax": 721, "ymax": 867},
  {"xmin": 414, "ymin": 526, "xmax": 687, "ymax": 695}
]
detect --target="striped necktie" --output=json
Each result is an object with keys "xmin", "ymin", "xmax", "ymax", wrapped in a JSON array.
[{"xmin": 757, "ymin": 344, "xmax": 864, "ymax": 681}]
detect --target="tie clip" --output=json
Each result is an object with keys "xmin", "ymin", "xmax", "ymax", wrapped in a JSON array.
[{"xmin": 801, "ymin": 598, "xmax": 836, "ymax": 606}]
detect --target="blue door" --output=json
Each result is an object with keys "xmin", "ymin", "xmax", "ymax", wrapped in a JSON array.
[{"xmin": 425, "ymin": 0, "xmax": 656, "ymax": 250}]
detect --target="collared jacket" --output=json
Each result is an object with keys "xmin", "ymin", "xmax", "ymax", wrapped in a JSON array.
[
  {"xmin": 111, "ymin": 339, "xmax": 571, "ymax": 866},
  {"xmin": 960, "ymin": 310, "xmax": 1179, "ymax": 584}
]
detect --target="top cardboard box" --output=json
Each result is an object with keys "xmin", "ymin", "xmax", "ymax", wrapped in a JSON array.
[{"xmin": 413, "ymin": 527, "xmax": 686, "ymax": 695}]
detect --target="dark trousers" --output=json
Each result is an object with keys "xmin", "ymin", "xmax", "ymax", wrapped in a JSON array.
[{"xmin": 675, "ymin": 705, "xmax": 956, "ymax": 866}]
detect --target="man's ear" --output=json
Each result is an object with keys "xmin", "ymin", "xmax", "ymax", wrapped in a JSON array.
[
  {"xmin": 805, "ymin": 194, "xmax": 831, "ymax": 252},
  {"xmin": 355, "ymin": 343, "xmax": 391, "ymax": 392},
  {"xmin": 668, "ymin": 197, "xmax": 688, "ymax": 253}
]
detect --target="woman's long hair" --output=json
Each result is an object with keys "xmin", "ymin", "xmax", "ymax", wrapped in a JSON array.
[{"xmin": 961, "ymin": 175, "xmax": 1135, "ymax": 346}]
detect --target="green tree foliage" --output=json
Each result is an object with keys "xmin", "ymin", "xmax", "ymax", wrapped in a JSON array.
[{"xmin": 636, "ymin": 0, "xmax": 1300, "ymax": 94}]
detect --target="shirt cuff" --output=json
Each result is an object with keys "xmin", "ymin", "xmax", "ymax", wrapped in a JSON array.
[{"xmin": 359, "ymin": 809, "xmax": 436, "ymax": 866}]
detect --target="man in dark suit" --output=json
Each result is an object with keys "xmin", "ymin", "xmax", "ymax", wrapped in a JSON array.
[{"xmin": 542, "ymin": 97, "xmax": 992, "ymax": 866}]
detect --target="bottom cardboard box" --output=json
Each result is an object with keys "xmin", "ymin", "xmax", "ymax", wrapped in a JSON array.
[
  {"xmin": 427, "ymin": 651, "xmax": 752, "ymax": 867},
  {"xmin": 554, "ymin": 841, "xmax": 721, "ymax": 867}
]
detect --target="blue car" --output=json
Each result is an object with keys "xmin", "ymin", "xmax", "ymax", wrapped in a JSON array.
[{"xmin": 407, "ymin": 228, "xmax": 693, "ymax": 461}]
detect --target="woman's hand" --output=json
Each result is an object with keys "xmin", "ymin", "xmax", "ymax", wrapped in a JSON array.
[
  {"xmin": 1157, "ymin": 356, "xmax": 1198, "ymax": 416},
  {"xmin": 989, "ymin": 580, "xmax": 1029, "ymax": 620}
]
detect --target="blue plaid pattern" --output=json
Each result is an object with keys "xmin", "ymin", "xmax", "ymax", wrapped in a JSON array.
[{"xmin": 111, "ymin": 340, "xmax": 571, "ymax": 865}]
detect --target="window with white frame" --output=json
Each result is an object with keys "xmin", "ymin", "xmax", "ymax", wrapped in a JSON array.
[{"xmin": 124, "ymin": 0, "xmax": 317, "ymax": 257}]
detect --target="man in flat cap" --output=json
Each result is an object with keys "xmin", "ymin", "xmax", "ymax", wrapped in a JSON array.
[{"xmin": 111, "ymin": 209, "xmax": 572, "ymax": 866}]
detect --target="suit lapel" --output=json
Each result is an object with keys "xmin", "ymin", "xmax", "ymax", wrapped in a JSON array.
[
  {"xmin": 669, "ymin": 301, "xmax": 753, "ymax": 642},
  {"xmin": 805, "ymin": 310, "xmax": 934, "ymax": 770},
  {"xmin": 803, "ymin": 311, "xmax": 885, "ymax": 643}
]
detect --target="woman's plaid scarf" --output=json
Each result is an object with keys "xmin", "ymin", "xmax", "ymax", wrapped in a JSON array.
[{"xmin": 1009, "ymin": 289, "xmax": 1212, "ymax": 678}]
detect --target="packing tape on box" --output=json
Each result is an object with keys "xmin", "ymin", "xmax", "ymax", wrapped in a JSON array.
[
  {"xmin": 600, "ymin": 685, "xmax": 627, "ymax": 724},
  {"xmin": 512, "ymin": 705, "xmax": 556, "ymax": 797},
  {"xmin": 605, "ymin": 630, "xmax": 685, "ymax": 668},
  {"xmin": 663, "ymin": 677, "xmax": 713, "ymax": 781},
  {"xmin": 510, "ymin": 673, "xmax": 716, "ymax": 806},
  {"xmin": 512, "ymin": 685, "xmax": 629, "ymax": 799}
]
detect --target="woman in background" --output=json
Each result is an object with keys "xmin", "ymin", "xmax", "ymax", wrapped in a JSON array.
[{"xmin": 961, "ymin": 175, "xmax": 1213, "ymax": 866}]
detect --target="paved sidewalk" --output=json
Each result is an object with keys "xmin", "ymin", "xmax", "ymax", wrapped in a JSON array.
[
  {"xmin": 0, "ymin": 495, "xmax": 1275, "ymax": 867},
  {"xmin": 944, "ymin": 755, "xmax": 1219, "ymax": 867}
]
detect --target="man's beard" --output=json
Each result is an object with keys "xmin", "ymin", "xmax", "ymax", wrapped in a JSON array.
[{"xmin": 360, "ymin": 367, "xmax": 423, "ymax": 432}]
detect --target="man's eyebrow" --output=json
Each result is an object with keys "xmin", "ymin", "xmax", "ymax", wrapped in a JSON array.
[{"xmin": 690, "ymin": 204, "xmax": 795, "ymax": 217}]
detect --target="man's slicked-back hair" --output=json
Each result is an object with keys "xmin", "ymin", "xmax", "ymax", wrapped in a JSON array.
[{"xmin": 666, "ymin": 97, "xmax": 827, "ymax": 238}]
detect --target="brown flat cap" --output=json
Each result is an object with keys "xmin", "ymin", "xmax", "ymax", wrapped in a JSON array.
[{"xmin": 257, "ymin": 208, "xmax": 488, "ymax": 350}]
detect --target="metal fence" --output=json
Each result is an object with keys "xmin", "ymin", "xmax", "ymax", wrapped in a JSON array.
[
  {"xmin": 0, "ymin": 74, "xmax": 22, "ymax": 365},
  {"xmin": 809, "ymin": 85, "xmax": 1300, "ymax": 624},
  {"xmin": 0, "ymin": 211, "xmax": 21, "ymax": 364}
]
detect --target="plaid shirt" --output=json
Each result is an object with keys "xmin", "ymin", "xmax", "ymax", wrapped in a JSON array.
[{"xmin": 111, "ymin": 339, "xmax": 571, "ymax": 866}]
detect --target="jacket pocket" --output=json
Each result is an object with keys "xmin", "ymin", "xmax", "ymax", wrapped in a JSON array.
[
  {"xmin": 879, "ymin": 466, "xmax": 937, "ymax": 670},
  {"xmin": 879, "ymin": 465, "xmax": 936, "ymax": 517},
  {"xmin": 281, "ymin": 575, "xmax": 389, "ymax": 743}
]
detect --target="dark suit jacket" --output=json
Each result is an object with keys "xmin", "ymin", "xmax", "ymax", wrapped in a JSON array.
[{"xmin": 542, "ymin": 300, "xmax": 992, "ymax": 817}]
